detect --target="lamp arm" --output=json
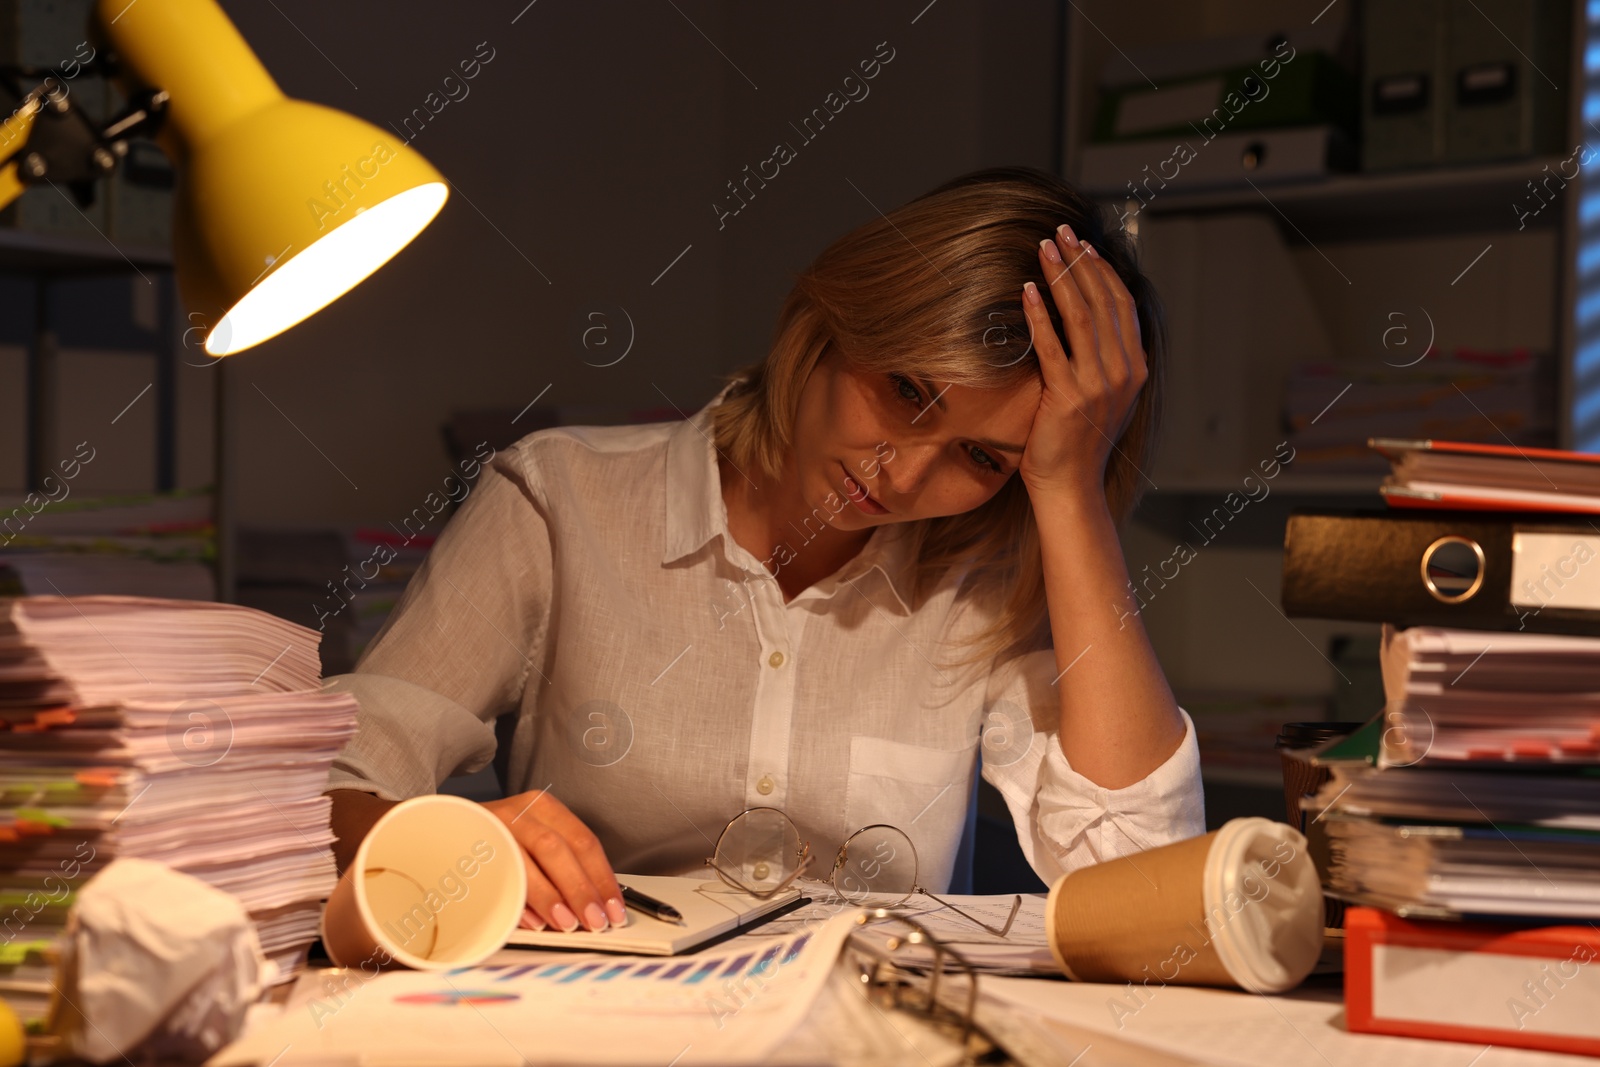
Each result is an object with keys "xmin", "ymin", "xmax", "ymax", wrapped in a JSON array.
[
  {"xmin": 0, "ymin": 59, "xmax": 169, "ymax": 213},
  {"xmin": 0, "ymin": 76, "xmax": 53, "ymax": 212}
]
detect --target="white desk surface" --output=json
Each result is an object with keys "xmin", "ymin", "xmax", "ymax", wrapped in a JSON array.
[
  {"xmin": 982, "ymin": 974, "xmax": 1595, "ymax": 1067},
  {"xmin": 280, "ymin": 888, "xmax": 1594, "ymax": 1067}
]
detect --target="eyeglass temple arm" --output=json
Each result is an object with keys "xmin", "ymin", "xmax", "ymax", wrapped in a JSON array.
[{"xmin": 916, "ymin": 890, "xmax": 1021, "ymax": 939}]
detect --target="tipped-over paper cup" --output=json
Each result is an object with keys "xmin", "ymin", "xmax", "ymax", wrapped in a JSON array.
[
  {"xmin": 1045, "ymin": 817, "xmax": 1323, "ymax": 993},
  {"xmin": 320, "ymin": 794, "xmax": 526, "ymax": 971}
]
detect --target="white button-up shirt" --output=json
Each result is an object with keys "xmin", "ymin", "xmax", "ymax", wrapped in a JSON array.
[{"xmin": 324, "ymin": 392, "xmax": 1206, "ymax": 890}]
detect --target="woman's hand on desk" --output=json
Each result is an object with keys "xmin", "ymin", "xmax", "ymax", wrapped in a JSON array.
[{"xmin": 482, "ymin": 789, "xmax": 627, "ymax": 933}]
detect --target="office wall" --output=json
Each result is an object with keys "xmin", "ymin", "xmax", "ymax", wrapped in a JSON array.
[{"xmin": 190, "ymin": 0, "xmax": 1059, "ymax": 525}]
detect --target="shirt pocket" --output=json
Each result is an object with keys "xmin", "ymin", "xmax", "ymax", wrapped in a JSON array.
[{"xmin": 843, "ymin": 735, "xmax": 977, "ymax": 842}]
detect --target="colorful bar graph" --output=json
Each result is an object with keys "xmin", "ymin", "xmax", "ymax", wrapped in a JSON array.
[
  {"xmin": 749, "ymin": 945, "xmax": 781, "ymax": 977},
  {"xmin": 682, "ymin": 960, "xmax": 721, "ymax": 985},
  {"xmin": 556, "ymin": 963, "xmax": 603, "ymax": 984}
]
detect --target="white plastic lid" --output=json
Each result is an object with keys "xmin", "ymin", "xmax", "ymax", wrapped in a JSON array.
[{"xmin": 1201, "ymin": 816, "xmax": 1324, "ymax": 993}]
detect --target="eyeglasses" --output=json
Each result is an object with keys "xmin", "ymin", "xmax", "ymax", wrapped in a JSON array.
[
  {"xmin": 842, "ymin": 908, "xmax": 1001, "ymax": 1065},
  {"xmin": 704, "ymin": 806, "xmax": 1020, "ymax": 938}
]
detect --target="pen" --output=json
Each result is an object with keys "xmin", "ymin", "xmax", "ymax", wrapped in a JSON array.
[{"xmin": 619, "ymin": 883, "xmax": 684, "ymax": 925}]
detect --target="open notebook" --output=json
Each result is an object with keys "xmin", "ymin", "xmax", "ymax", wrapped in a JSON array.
[{"xmin": 504, "ymin": 874, "xmax": 805, "ymax": 955}]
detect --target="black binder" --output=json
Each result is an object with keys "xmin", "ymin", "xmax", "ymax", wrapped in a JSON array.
[{"xmin": 1281, "ymin": 508, "xmax": 1600, "ymax": 635}]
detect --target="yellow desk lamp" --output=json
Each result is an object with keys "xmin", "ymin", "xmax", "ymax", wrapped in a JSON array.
[
  {"xmin": 0, "ymin": 0, "xmax": 449, "ymax": 601},
  {"xmin": 0, "ymin": 0, "xmax": 449, "ymax": 355}
]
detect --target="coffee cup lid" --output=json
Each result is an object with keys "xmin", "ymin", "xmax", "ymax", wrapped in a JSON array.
[{"xmin": 1201, "ymin": 817, "xmax": 1324, "ymax": 993}]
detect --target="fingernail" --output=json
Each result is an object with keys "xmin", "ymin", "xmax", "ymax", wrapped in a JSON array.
[
  {"xmin": 605, "ymin": 897, "xmax": 627, "ymax": 925},
  {"xmin": 551, "ymin": 902, "xmax": 580, "ymax": 932},
  {"xmin": 583, "ymin": 902, "xmax": 609, "ymax": 931},
  {"xmin": 1084, "ymin": 242, "xmax": 1099, "ymax": 258},
  {"xmin": 1023, "ymin": 281, "xmax": 1042, "ymax": 305},
  {"xmin": 1057, "ymin": 223, "xmax": 1078, "ymax": 246},
  {"xmin": 519, "ymin": 906, "xmax": 546, "ymax": 931},
  {"xmin": 1039, "ymin": 237, "xmax": 1062, "ymax": 264}
]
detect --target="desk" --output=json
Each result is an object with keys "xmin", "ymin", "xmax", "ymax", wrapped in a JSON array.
[
  {"xmin": 977, "ymin": 974, "xmax": 1594, "ymax": 1067},
  {"xmin": 255, "ymin": 916, "xmax": 1594, "ymax": 1067}
]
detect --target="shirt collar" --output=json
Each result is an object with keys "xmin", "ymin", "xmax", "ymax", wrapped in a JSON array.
[{"xmin": 661, "ymin": 389, "xmax": 915, "ymax": 615}]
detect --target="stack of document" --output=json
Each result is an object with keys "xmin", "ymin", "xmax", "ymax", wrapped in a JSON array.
[
  {"xmin": 1308, "ymin": 624, "xmax": 1600, "ymax": 920},
  {"xmin": 1285, "ymin": 456, "xmax": 1600, "ymax": 1051},
  {"xmin": 0, "ymin": 596, "xmax": 356, "ymax": 1026},
  {"xmin": 1318, "ymin": 810, "xmax": 1600, "ymax": 919},
  {"xmin": 1282, "ymin": 354, "xmax": 1552, "ymax": 476},
  {"xmin": 213, "ymin": 913, "xmax": 863, "ymax": 1067},
  {"xmin": 1373, "ymin": 437, "xmax": 1600, "ymax": 512},
  {"xmin": 744, "ymin": 883, "xmax": 1059, "ymax": 976},
  {"xmin": 851, "ymin": 893, "xmax": 1056, "ymax": 976},
  {"xmin": 1380, "ymin": 627, "xmax": 1600, "ymax": 765},
  {"xmin": 0, "ymin": 489, "xmax": 215, "ymax": 601},
  {"xmin": 0, "ymin": 595, "xmax": 323, "ymax": 708}
]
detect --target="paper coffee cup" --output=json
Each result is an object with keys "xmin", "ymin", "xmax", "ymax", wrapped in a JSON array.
[
  {"xmin": 1045, "ymin": 817, "xmax": 1323, "ymax": 993},
  {"xmin": 1276, "ymin": 721, "xmax": 1360, "ymax": 931},
  {"xmin": 320, "ymin": 794, "xmax": 526, "ymax": 971},
  {"xmin": 1274, "ymin": 721, "xmax": 1359, "ymax": 831},
  {"xmin": 1278, "ymin": 748, "xmax": 1328, "ymax": 831}
]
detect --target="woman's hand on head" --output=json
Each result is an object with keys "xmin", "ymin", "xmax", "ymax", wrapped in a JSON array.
[
  {"xmin": 482, "ymin": 789, "xmax": 627, "ymax": 933},
  {"xmin": 1017, "ymin": 224, "xmax": 1148, "ymax": 500}
]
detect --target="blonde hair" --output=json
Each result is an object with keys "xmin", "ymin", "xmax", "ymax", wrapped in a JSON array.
[{"xmin": 712, "ymin": 166, "xmax": 1166, "ymax": 667}]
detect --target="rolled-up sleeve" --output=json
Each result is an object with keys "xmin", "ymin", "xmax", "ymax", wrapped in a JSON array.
[
  {"xmin": 323, "ymin": 446, "xmax": 554, "ymax": 801},
  {"xmin": 979, "ymin": 648, "xmax": 1206, "ymax": 886}
]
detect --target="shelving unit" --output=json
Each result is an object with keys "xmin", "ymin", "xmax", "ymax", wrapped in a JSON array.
[
  {"xmin": 0, "ymin": 226, "xmax": 169, "ymax": 273},
  {"xmin": 1151, "ymin": 475, "xmax": 1383, "ymax": 495},
  {"xmin": 0, "ymin": 226, "xmax": 178, "ymax": 493},
  {"xmin": 1066, "ymin": 6, "xmax": 1583, "ymax": 520},
  {"xmin": 1110, "ymin": 148, "xmax": 1575, "ymax": 496},
  {"xmin": 1059, "ymin": 0, "xmax": 1584, "ymax": 824},
  {"xmin": 1134, "ymin": 483, "xmax": 1384, "ymax": 550},
  {"xmin": 1134, "ymin": 154, "xmax": 1569, "ymax": 242}
]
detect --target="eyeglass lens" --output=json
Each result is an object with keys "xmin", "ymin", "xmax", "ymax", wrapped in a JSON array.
[
  {"xmin": 712, "ymin": 807, "xmax": 806, "ymax": 894},
  {"xmin": 832, "ymin": 824, "xmax": 918, "ymax": 904}
]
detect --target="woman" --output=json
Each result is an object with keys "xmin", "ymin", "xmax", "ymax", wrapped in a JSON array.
[{"xmin": 326, "ymin": 165, "xmax": 1204, "ymax": 935}]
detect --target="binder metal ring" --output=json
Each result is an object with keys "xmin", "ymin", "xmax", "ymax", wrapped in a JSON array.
[{"xmin": 1419, "ymin": 535, "xmax": 1486, "ymax": 604}]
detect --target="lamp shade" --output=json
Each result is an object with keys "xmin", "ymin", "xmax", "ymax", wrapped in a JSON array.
[{"xmin": 93, "ymin": 0, "xmax": 449, "ymax": 356}]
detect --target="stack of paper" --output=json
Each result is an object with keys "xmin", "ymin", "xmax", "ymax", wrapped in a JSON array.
[
  {"xmin": 0, "ymin": 489, "xmax": 215, "ymax": 601},
  {"xmin": 1373, "ymin": 437, "xmax": 1600, "ymax": 512},
  {"xmin": 1380, "ymin": 627, "xmax": 1600, "ymax": 764},
  {"xmin": 0, "ymin": 596, "xmax": 356, "ymax": 1026},
  {"xmin": 1282, "ymin": 351, "xmax": 1552, "ymax": 475},
  {"xmin": 850, "ymin": 893, "xmax": 1056, "ymax": 976},
  {"xmin": 1285, "ymin": 457, "xmax": 1600, "ymax": 1048},
  {"xmin": 1308, "ymin": 624, "xmax": 1600, "ymax": 920},
  {"xmin": 1318, "ymin": 812, "xmax": 1600, "ymax": 918},
  {"xmin": 734, "ymin": 883, "xmax": 1059, "ymax": 976},
  {"xmin": 0, "ymin": 595, "xmax": 322, "ymax": 707},
  {"xmin": 212, "ymin": 913, "xmax": 862, "ymax": 1067}
]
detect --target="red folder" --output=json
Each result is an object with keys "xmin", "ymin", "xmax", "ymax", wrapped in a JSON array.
[
  {"xmin": 1372, "ymin": 437, "xmax": 1600, "ymax": 513},
  {"xmin": 1345, "ymin": 906, "xmax": 1600, "ymax": 1056}
]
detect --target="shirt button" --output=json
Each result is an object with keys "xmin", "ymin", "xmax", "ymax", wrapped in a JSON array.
[
  {"xmin": 756, "ymin": 775, "xmax": 774, "ymax": 795},
  {"xmin": 768, "ymin": 651, "xmax": 785, "ymax": 668}
]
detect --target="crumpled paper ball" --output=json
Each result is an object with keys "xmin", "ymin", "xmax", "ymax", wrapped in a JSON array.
[{"xmin": 52, "ymin": 857, "xmax": 275, "ymax": 1064}]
